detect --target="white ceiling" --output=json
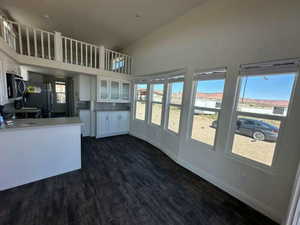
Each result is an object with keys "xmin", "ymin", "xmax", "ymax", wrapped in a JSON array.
[{"xmin": 0, "ymin": 0, "xmax": 206, "ymax": 49}]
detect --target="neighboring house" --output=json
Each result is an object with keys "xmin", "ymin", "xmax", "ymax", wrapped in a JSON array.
[{"xmin": 194, "ymin": 92, "xmax": 289, "ymax": 116}]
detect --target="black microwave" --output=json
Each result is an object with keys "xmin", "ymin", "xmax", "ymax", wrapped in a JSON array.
[{"xmin": 6, "ymin": 73, "xmax": 26, "ymax": 100}]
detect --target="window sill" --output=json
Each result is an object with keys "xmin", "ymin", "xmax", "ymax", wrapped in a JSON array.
[
  {"xmin": 189, "ymin": 138, "xmax": 215, "ymax": 151},
  {"xmin": 224, "ymin": 151, "xmax": 276, "ymax": 175},
  {"xmin": 165, "ymin": 128, "xmax": 180, "ymax": 137}
]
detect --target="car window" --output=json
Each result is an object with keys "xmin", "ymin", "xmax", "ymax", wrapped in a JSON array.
[{"xmin": 244, "ymin": 120, "xmax": 255, "ymax": 125}]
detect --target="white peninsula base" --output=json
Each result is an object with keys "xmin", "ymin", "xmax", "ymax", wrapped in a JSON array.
[{"xmin": 0, "ymin": 118, "xmax": 82, "ymax": 191}]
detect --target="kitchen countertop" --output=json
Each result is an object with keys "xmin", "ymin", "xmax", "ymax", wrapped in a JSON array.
[{"xmin": 0, "ymin": 117, "xmax": 82, "ymax": 132}]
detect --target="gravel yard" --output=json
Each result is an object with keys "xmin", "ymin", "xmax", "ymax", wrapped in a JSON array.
[{"xmin": 136, "ymin": 102, "xmax": 276, "ymax": 166}]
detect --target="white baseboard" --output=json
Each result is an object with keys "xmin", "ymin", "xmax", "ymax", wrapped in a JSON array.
[
  {"xmin": 129, "ymin": 131, "xmax": 281, "ymax": 224},
  {"xmin": 96, "ymin": 131, "xmax": 129, "ymax": 139},
  {"xmin": 177, "ymin": 157, "xmax": 281, "ymax": 224}
]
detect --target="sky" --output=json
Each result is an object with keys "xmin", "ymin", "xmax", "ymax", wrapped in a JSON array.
[
  {"xmin": 197, "ymin": 73, "xmax": 296, "ymax": 101},
  {"xmin": 239, "ymin": 73, "xmax": 295, "ymax": 101},
  {"xmin": 138, "ymin": 73, "xmax": 296, "ymax": 101}
]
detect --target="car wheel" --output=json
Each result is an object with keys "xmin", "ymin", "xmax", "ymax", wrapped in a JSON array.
[{"xmin": 253, "ymin": 131, "xmax": 265, "ymax": 141}]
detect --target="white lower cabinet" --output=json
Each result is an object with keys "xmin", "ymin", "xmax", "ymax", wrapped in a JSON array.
[
  {"xmin": 96, "ymin": 111, "xmax": 129, "ymax": 138},
  {"xmin": 79, "ymin": 110, "xmax": 91, "ymax": 137}
]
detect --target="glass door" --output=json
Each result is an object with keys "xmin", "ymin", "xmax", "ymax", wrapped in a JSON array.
[
  {"xmin": 121, "ymin": 82, "xmax": 130, "ymax": 101},
  {"xmin": 100, "ymin": 80, "xmax": 109, "ymax": 100},
  {"xmin": 111, "ymin": 81, "xmax": 120, "ymax": 100}
]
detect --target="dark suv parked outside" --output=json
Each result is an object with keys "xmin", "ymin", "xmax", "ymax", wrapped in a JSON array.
[{"xmin": 211, "ymin": 118, "xmax": 279, "ymax": 142}]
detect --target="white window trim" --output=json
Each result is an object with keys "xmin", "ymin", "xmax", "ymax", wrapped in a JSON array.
[
  {"xmin": 149, "ymin": 82, "xmax": 165, "ymax": 128},
  {"xmin": 224, "ymin": 67, "xmax": 299, "ymax": 172},
  {"xmin": 164, "ymin": 80, "xmax": 184, "ymax": 136},
  {"xmin": 188, "ymin": 70, "xmax": 226, "ymax": 150},
  {"xmin": 133, "ymin": 83, "xmax": 149, "ymax": 122}
]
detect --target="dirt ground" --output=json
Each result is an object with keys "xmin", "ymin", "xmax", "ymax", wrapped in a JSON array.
[
  {"xmin": 136, "ymin": 102, "xmax": 276, "ymax": 166},
  {"xmin": 191, "ymin": 114, "xmax": 276, "ymax": 166},
  {"xmin": 151, "ymin": 103, "xmax": 162, "ymax": 126},
  {"xmin": 135, "ymin": 101, "xmax": 146, "ymax": 120}
]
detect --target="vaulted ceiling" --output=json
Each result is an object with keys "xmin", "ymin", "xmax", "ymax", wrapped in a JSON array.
[{"xmin": 0, "ymin": 0, "xmax": 207, "ymax": 49}]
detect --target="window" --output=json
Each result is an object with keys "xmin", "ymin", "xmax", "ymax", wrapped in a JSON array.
[
  {"xmin": 55, "ymin": 81, "xmax": 66, "ymax": 104},
  {"xmin": 135, "ymin": 84, "xmax": 148, "ymax": 121},
  {"xmin": 166, "ymin": 81, "xmax": 184, "ymax": 134},
  {"xmin": 190, "ymin": 73, "xmax": 225, "ymax": 147},
  {"xmin": 112, "ymin": 57, "xmax": 125, "ymax": 71},
  {"xmin": 231, "ymin": 73, "xmax": 296, "ymax": 166},
  {"xmin": 150, "ymin": 83, "xmax": 164, "ymax": 126}
]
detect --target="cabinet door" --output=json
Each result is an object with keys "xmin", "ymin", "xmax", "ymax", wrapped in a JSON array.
[
  {"xmin": 121, "ymin": 82, "xmax": 130, "ymax": 101},
  {"xmin": 100, "ymin": 80, "xmax": 109, "ymax": 100},
  {"xmin": 98, "ymin": 112, "xmax": 111, "ymax": 137},
  {"xmin": 119, "ymin": 111, "xmax": 130, "ymax": 132},
  {"xmin": 110, "ymin": 112, "xmax": 121, "ymax": 133},
  {"xmin": 79, "ymin": 110, "xmax": 91, "ymax": 137},
  {"xmin": 110, "ymin": 81, "xmax": 120, "ymax": 100}
]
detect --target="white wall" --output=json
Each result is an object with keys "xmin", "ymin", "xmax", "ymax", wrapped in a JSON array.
[
  {"xmin": 126, "ymin": 0, "xmax": 300, "ymax": 223},
  {"xmin": 0, "ymin": 50, "xmax": 20, "ymax": 105}
]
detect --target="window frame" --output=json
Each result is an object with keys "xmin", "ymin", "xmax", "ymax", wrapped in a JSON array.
[
  {"xmin": 149, "ymin": 82, "xmax": 165, "ymax": 128},
  {"xmin": 188, "ymin": 71, "xmax": 226, "ymax": 150},
  {"xmin": 226, "ymin": 70, "xmax": 299, "ymax": 171},
  {"xmin": 165, "ymin": 79, "xmax": 184, "ymax": 135},
  {"xmin": 55, "ymin": 81, "xmax": 66, "ymax": 104},
  {"xmin": 134, "ymin": 83, "xmax": 149, "ymax": 122}
]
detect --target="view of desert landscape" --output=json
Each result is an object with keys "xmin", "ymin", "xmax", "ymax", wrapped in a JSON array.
[{"xmin": 136, "ymin": 101, "xmax": 278, "ymax": 166}]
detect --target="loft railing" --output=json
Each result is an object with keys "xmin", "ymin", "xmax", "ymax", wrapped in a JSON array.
[
  {"xmin": 0, "ymin": 18, "xmax": 55, "ymax": 60},
  {"xmin": 105, "ymin": 49, "xmax": 132, "ymax": 74},
  {"xmin": 62, "ymin": 36, "xmax": 101, "ymax": 68},
  {"xmin": 0, "ymin": 17, "xmax": 132, "ymax": 74}
]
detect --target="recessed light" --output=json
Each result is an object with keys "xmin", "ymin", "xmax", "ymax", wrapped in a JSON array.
[
  {"xmin": 135, "ymin": 13, "xmax": 142, "ymax": 19},
  {"xmin": 43, "ymin": 14, "xmax": 50, "ymax": 19}
]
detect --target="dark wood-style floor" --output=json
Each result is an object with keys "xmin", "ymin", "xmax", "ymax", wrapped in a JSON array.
[{"xmin": 0, "ymin": 135, "xmax": 277, "ymax": 225}]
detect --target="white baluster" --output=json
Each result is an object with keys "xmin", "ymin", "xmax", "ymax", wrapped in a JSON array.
[
  {"xmin": 75, "ymin": 41, "xmax": 78, "ymax": 65},
  {"xmin": 94, "ymin": 46, "xmax": 97, "ymax": 68},
  {"xmin": 41, "ymin": 31, "xmax": 44, "ymax": 58},
  {"xmin": 64, "ymin": 38, "xmax": 67, "ymax": 63},
  {"xmin": 104, "ymin": 49, "xmax": 107, "ymax": 70},
  {"xmin": 47, "ymin": 33, "xmax": 51, "ymax": 59},
  {"xmin": 81, "ymin": 42, "xmax": 83, "ymax": 65},
  {"xmin": 70, "ymin": 39, "xmax": 73, "ymax": 64},
  {"xmin": 85, "ymin": 44, "xmax": 88, "ymax": 66},
  {"xmin": 26, "ymin": 27, "xmax": 30, "ymax": 56},
  {"xmin": 18, "ymin": 24, "xmax": 23, "ymax": 55},
  {"xmin": 33, "ymin": 29, "xmax": 37, "ymax": 57},
  {"xmin": 90, "ymin": 45, "xmax": 92, "ymax": 67}
]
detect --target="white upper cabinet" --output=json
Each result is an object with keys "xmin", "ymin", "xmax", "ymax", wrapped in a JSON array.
[
  {"xmin": 121, "ymin": 82, "xmax": 130, "ymax": 101},
  {"xmin": 110, "ymin": 81, "xmax": 120, "ymax": 100},
  {"xmin": 100, "ymin": 80, "xmax": 109, "ymax": 100},
  {"xmin": 97, "ymin": 76, "xmax": 130, "ymax": 103}
]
